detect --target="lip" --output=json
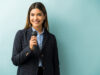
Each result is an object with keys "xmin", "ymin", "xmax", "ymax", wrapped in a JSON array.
[{"xmin": 32, "ymin": 20, "xmax": 40, "ymax": 24}]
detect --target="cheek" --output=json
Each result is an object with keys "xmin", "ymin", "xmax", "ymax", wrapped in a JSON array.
[
  {"xmin": 30, "ymin": 19, "xmax": 32, "ymax": 23},
  {"xmin": 30, "ymin": 16, "xmax": 33, "ymax": 20},
  {"xmin": 40, "ymin": 17, "xmax": 45, "ymax": 22}
]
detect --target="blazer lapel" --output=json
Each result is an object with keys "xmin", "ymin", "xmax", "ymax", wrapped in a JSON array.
[
  {"xmin": 42, "ymin": 29, "xmax": 49, "ymax": 52},
  {"xmin": 26, "ymin": 27, "xmax": 33, "ymax": 43}
]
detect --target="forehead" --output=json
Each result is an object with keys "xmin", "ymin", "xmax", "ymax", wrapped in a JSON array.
[{"xmin": 30, "ymin": 8, "xmax": 43, "ymax": 14}]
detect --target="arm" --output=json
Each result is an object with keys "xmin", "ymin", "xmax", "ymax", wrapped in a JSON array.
[
  {"xmin": 53, "ymin": 36, "xmax": 60, "ymax": 75},
  {"xmin": 11, "ymin": 30, "xmax": 38, "ymax": 66}
]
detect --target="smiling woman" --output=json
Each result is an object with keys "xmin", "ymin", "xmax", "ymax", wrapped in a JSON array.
[
  {"xmin": 11, "ymin": 2, "xmax": 60, "ymax": 75},
  {"xmin": 25, "ymin": 2, "xmax": 48, "ymax": 31}
]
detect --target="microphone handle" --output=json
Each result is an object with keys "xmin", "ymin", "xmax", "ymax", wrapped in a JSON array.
[{"xmin": 32, "ymin": 31, "xmax": 37, "ymax": 50}]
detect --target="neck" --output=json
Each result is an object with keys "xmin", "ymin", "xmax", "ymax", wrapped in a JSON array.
[{"xmin": 32, "ymin": 26, "xmax": 43, "ymax": 34}]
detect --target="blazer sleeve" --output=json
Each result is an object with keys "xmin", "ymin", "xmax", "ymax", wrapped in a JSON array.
[
  {"xmin": 11, "ymin": 30, "xmax": 32, "ymax": 66},
  {"xmin": 53, "ymin": 35, "xmax": 60, "ymax": 75}
]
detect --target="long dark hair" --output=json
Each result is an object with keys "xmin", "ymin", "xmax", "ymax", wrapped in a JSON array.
[{"xmin": 24, "ymin": 2, "xmax": 49, "ymax": 31}]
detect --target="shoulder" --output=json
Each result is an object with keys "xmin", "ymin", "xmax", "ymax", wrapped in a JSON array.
[
  {"xmin": 15, "ymin": 29, "xmax": 25, "ymax": 35},
  {"xmin": 48, "ymin": 32, "xmax": 55, "ymax": 38},
  {"xmin": 15, "ymin": 29, "xmax": 26, "ymax": 39},
  {"xmin": 47, "ymin": 32, "xmax": 58, "ymax": 49},
  {"xmin": 47, "ymin": 32, "xmax": 57, "ymax": 42}
]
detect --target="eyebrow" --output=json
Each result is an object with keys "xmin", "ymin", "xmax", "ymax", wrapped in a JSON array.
[{"xmin": 30, "ymin": 12, "xmax": 42, "ymax": 14}]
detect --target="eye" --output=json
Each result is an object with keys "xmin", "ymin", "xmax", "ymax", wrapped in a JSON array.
[
  {"xmin": 37, "ymin": 13, "xmax": 42, "ymax": 16},
  {"xmin": 31, "ymin": 13, "xmax": 34, "ymax": 16}
]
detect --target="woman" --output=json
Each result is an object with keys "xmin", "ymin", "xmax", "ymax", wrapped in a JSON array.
[{"xmin": 11, "ymin": 2, "xmax": 60, "ymax": 75}]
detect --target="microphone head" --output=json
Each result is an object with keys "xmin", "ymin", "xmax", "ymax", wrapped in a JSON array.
[{"xmin": 32, "ymin": 31, "xmax": 37, "ymax": 36}]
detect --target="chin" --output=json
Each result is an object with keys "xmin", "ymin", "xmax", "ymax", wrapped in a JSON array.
[{"xmin": 32, "ymin": 24, "xmax": 41, "ymax": 28}]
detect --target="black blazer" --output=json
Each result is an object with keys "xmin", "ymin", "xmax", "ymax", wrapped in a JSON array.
[{"xmin": 11, "ymin": 27, "xmax": 60, "ymax": 75}]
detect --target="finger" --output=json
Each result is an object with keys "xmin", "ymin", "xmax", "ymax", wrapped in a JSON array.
[
  {"xmin": 33, "ymin": 42, "xmax": 37, "ymax": 45},
  {"xmin": 31, "ymin": 36, "xmax": 37, "ymax": 40},
  {"xmin": 31, "ymin": 38, "xmax": 37, "ymax": 41},
  {"xmin": 32, "ymin": 40, "xmax": 37, "ymax": 43},
  {"xmin": 31, "ymin": 35, "xmax": 36, "ymax": 37},
  {"xmin": 31, "ymin": 36, "xmax": 37, "ymax": 38},
  {"xmin": 30, "ymin": 41, "xmax": 37, "ymax": 46}
]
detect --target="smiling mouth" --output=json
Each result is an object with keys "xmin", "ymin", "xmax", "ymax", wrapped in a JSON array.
[{"xmin": 33, "ymin": 21, "xmax": 40, "ymax": 24}]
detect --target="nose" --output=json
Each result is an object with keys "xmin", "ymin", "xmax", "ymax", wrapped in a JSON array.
[{"xmin": 34, "ymin": 15, "xmax": 38, "ymax": 20}]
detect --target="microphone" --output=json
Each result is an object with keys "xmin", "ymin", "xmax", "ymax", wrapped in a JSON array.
[
  {"xmin": 32, "ymin": 31, "xmax": 37, "ymax": 50},
  {"xmin": 32, "ymin": 31, "xmax": 37, "ymax": 36}
]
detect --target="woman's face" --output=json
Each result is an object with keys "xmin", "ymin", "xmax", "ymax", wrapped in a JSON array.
[{"xmin": 30, "ymin": 8, "xmax": 45, "ymax": 28}]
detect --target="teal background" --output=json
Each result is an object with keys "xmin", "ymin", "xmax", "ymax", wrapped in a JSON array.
[{"xmin": 0, "ymin": 0, "xmax": 100, "ymax": 75}]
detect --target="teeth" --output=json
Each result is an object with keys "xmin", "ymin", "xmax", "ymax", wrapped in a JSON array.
[
  {"xmin": 33, "ymin": 21, "xmax": 39, "ymax": 23},
  {"xmin": 34, "ymin": 21, "xmax": 39, "ymax": 22}
]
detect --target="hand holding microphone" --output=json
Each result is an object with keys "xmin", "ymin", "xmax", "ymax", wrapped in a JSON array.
[{"xmin": 29, "ymin": 31, "xmax": 37, "ymax": 50}]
